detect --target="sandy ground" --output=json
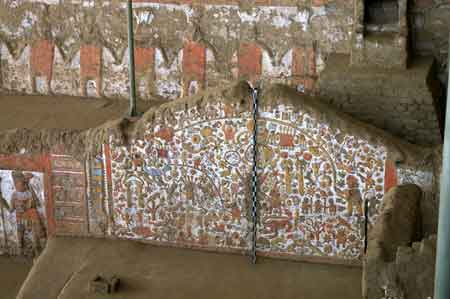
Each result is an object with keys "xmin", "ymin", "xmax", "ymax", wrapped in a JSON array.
[
  {"xmin": 0, "ymin": 256, "xmax": 32, "ymax": 299},
  {"xmin": 16, "ymin": 237, "xmax": 362, "ymax": 299},
  {"xmin": 0, "ymin": 94, "xmax": 164, "ymax": 130}
]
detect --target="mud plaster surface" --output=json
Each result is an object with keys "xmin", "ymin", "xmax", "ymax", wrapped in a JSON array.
[
  {"xmin": 0, "ymin": 83, "xmax": 431, "ymax": 164},
  {"xmin": 0, "ymin": 93, "xmax": 165, "ymax": 159},
  {"xmin": 17, "ymin": 236, "xmax": 362, "ymax": 299},
  {"xmin": 0, "ymin": 94, "xmax": 161, "ymax": 131},
  {"xmin": 0, "ymin": 256, "xmax": 32, "ymax": 299}
]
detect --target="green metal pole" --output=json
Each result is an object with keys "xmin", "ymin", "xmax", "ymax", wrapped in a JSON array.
[
  {"xmin": 434, "ymin": 34, "xmax": 450, "ymax": 299},
  {"xmin": 127, "ymin": 0, "xmax": 137, "ymax": 117}
]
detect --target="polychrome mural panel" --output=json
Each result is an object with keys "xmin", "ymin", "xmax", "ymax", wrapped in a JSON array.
[
  {"xmin": 0, "ymin": 170, "xmax": 47, "ymax": 257},
  {"xmin": 109, "ymin": 98, "xmax": 387, "ymax": 261},
  {"xmin": 110, "ymin": 103, "xmax": 253, "ymax": 249},
  {"xmin": 256, "ymin": 106, "xmax": 385, "ymax": 259}
]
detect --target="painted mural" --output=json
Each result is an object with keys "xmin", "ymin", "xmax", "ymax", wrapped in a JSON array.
[
  {"xmin": 0, "ymin": 170, "xmax": 46, "ymax": 257},
  {"xmin": 108, "ymin": 97, "xmax": 387, "ymax": 261}
]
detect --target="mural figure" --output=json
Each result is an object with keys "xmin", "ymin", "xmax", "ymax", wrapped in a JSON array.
[{"xmin": 0, "ymin": 171, "xmax": 46, "ymax": 257}]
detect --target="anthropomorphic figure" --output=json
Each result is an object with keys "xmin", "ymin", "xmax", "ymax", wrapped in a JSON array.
[
  {"xmin": 345, "ymin": 175, "xmax": 363, "ymax": 216},
  {"xmin": 0, "ymin": 172, "xmax": 45, "ymax": 256}
]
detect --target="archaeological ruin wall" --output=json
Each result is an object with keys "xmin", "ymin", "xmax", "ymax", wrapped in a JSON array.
[
  {"xmin": 0, "ymin": 83, "xmax": 437, "ymax": 265},
  {"xmin": 0, "ymin": 0, "xmax": 447, "ymax": 148}
]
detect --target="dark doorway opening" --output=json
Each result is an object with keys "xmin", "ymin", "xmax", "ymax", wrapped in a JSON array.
[{"xmin": 364, "ymin": 0, "xmax": 399, "ymax": 26}]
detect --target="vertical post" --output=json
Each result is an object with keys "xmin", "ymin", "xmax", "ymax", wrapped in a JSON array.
[
  {"xmin": 0, "ymin": 178, "xmax": 8, "ymax": 250},
  {"xmin": 127, "ymin": 0, "xmax": 137, "ymax": 117},
  {"xmin": 250, "ymin": 83, "xmax": 259, "ymax": 264},
  {"xmin": 364, "ymin": 197, "xmax": 369, "ymax": 254},
  {"xmin": 434, "ymin": 34, "xmax": 450, "ymax": 299}
]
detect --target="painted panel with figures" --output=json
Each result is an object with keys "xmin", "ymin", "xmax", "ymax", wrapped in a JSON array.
[
  {"xmin": 0, "ymin": 170, "xmax": 47, "ymax": 257},
  {"xmin": 108, "ymin": 99, "xmax": 387, "ymax": 261}
]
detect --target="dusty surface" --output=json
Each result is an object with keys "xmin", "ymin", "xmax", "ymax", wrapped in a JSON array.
[
  {"xmin": 0, "ymin": 94, "xmax": 163, "ymax": 130},
  {"xmin": 17, "ymin": 237, "xmax": 362, "ymax": 299},
  {"xmin": 318, "ymin": 54, "xmax": 443, "ymax": 145},
  {"xmin": 0, "ymin": 94, "xmax": 165, "ymax": 159},
  {"xmin": 363, "ymin": 184, "xmax": 424, "ymax": 299},
  {"xmin": 0, "ymin": 256, "xmax": 32, "ymax": 299},
  {"xmin": 0, "ymin": 82, "xmax": 432, "ymax": 165}
]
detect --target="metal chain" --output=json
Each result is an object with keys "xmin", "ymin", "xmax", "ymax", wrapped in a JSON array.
[{"xmin": 250, "ymin": 86, "xmax": 259, "ymax": 264}]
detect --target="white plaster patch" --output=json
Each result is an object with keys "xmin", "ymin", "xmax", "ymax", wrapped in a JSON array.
[
  {"xmin": 131, "ymin": 2, "xmax": 194, "ymax": 23},
  {"xmin": 154, "ymin": 48, "xmax": 182, "ymax": 99},
  {"xmin": 397, "ymin": 167, "xmax": 434, "ymax": 192},
  {"xmin": 315, "ymin": 48, "xmax": 326, "ymax": 74},
  {"xmin": 155, "ymin": 80, "xmax": 181, "ymax": 100},
  {"xmin": 50, "ymin": 49, "xmax": 80, "ymax": 96},
  {"xmin": 102, "ymin": 48, "xmax": 129, "ymax": 99},
  {"xmin": 34, "ymin": 76, "xmax": 48, "ymax": 94},
  {"xmin": 134, "ymin": 10, "xmax": 154, "ymax": 25},
  {"xmin": 238, "ymin": 7, "xmax": 310, "ymax": 31},
  {"xmin": 188, "ymin": 80, "xmax": 199, "ymax": 96},
  {"xmin": 311, "ymin": 6, "xmax": 327, "ymax": 18},
  {"xmin": 0, "ymin": 44, "xmax": 32, "ymax": 93},
  {"xmin": 86, "ymin": 80, "xmax": 98, "ymax": 97},
  {"xmin": 261, "ymin": 49, "xmax": 293, "ymax": 78}
]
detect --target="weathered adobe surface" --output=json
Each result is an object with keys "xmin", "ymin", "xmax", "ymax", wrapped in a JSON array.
[
  {"xmin": 363, "ymin": 184, "xmax": 436, "ymax": 299},
  {"xmin": 410, "ymin": 0, "xmax": 450, "ymax": 85},
  {"xmin": 318, "ymin": 54, "xmax": 443, "ymax": 145},
  {"xmin": 0, "ymin": 0, "xmax": 343, "ymax": 99},
  {"xmin": 0, "ymin": 82, "xmax": 440, "ymax": 263},
  {"xmin": 0, "ymin": 0, "xmax": 447, "ymax": 149},
  {"xmin": 0, "ymin": 93, "xmax": 163, "ymax": 160},
  {"xmin": 0, "ymin": 0, "xmax": 447, "ymax": 90},
  {"xmin": 0, "ymin": 81, "xmax": 434, "ymax": 172}
]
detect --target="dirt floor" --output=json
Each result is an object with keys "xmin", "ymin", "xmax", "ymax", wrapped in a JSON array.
[
  {"xmin": 0, "ymin": 94, "xmax": 163, "ymax": 130},
  {"xmin": 15, "ymin": 237, "xmax": 362, "ymax": 299},
  {"xmin": 0, "ymin": 256, "xmax": 32, "ymax": 299}
]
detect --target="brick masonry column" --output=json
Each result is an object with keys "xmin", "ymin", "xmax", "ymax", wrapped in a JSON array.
[
  {"xmin": 30, "ymin": 40, "xmax": 54, "ymax": 94},
  {"xmin": 292, "ymin": 46, "xmax": 316, "ymax": 93},
  {"xmin": 80, "ymin": 45, "xmax": 102, "ymax": 97},
  {"xmin": 182, "ymin": 41, "xmax": 206, "ymax": 96},
  {"xmin": 238, "ymin": 42, "xmax": 262, "ymax": 83}
]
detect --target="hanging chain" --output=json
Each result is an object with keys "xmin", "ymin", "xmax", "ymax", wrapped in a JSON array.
[{"xmin": 250, "ymin": 85, "xmax": 259, "ymax": 264}]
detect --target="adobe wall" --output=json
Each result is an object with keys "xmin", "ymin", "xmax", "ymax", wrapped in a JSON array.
[
  {"xmin": 0, "ymin": 83, "xmax": 436, "ymax": 265},
  {"xmin": 410, "ymin": 0, "xmax": 450, "ymax": 84},
  {"xmin": 0, "ymin": 0, "xmax": 356, "ymax": 99}
]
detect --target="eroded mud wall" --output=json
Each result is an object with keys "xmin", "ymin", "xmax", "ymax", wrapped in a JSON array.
[
  {"xmin": 77, "ymin": 84, "xmax": 433, "ymax": 264},
  {"xmin": 410, "ymin": 0, "xmax": 450, "ymax": 84},
  {"xmin": 0, "ymin": 84, "xmax": 438, "ymax": 264},
  {"xmin": 0, "ymin": 0, "xmax": 354, "ymax": 99}
]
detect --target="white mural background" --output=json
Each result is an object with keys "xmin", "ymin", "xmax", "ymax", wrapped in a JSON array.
[{"xmin": 108, "ymin": 100, "xmax": 388, "ymax": 261}]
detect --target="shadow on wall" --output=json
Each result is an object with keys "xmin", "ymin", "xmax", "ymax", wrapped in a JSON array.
[{"xmin": 363, "ymin": 184, "xmax": 436, "ymax": 299}]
